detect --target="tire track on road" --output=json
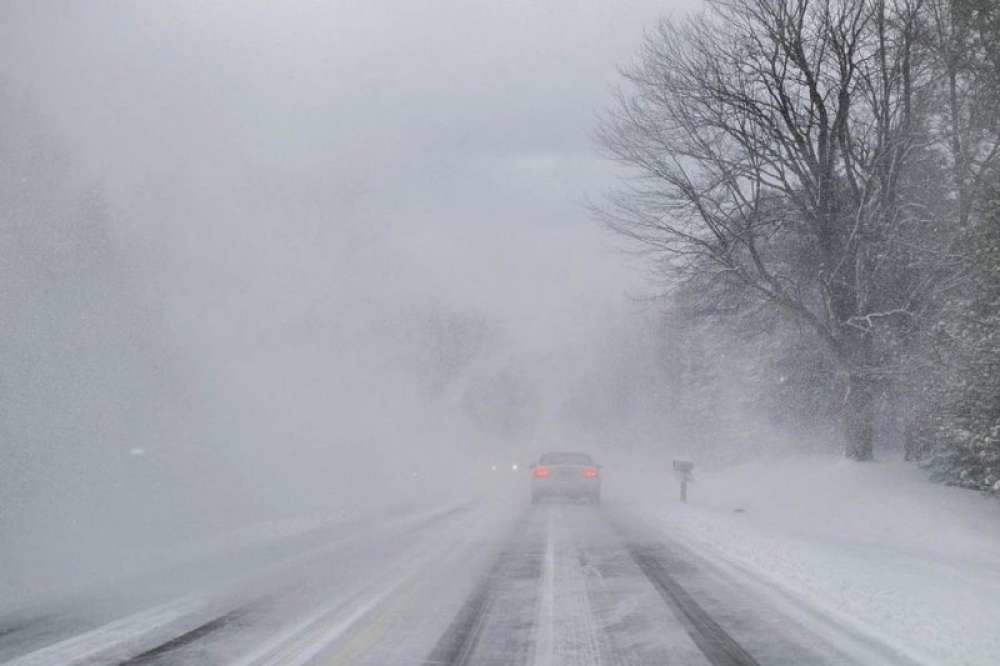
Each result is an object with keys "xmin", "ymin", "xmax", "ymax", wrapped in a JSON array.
[
  {"xmin": 422, "ymin": 558, "xmax": 500, "ymax": 665},
  {"xmin": 608, "ymin": 504, "xmax": 926, "ymax": 666},
  {"xmin": 627, "ymin": 542, "xmax": 760, "ymax": 666},
  {"xmin": 116, "ymin": 605, "xmax": 256, "ymax": 665},
  {"xmin": 424, "ymin": 508, "xmax": 545, "ymax": 666}
]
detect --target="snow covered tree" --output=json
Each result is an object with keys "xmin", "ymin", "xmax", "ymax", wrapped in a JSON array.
[
  {"xmin": 600, "ymin": 0, "xmax": 1000, "ymax": 476},
  {"xmin": 897, "ymin": 0, "xmax": 1000, "ymax": 491},
  {"xmin": 599, "ymin": 0, "xmax": 937, "ymax": 460}
]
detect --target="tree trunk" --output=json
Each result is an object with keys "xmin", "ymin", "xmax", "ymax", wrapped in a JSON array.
[{"xmin": 845, "ymin": 371, "xmax": 876, "ymax": 460}]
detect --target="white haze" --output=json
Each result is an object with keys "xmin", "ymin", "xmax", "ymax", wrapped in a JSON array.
[{"xmin": 0, "ymin": 0, "xmax": 718, "ymax": 609}]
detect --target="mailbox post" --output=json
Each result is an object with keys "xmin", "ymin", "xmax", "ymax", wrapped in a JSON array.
[{"xmin": 672, "ymin": 460, "xmax": 694, "ymax": 502}]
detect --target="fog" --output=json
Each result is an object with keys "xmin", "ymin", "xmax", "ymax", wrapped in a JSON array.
[
  {"xmin": 5, "ymin": 3, "xmax": 1000, "ymax": 664},
  {"xmin": 1, "ymin": 1, "xmax": 724, "ymax": 610}
]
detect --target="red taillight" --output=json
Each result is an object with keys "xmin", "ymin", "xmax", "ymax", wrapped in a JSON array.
[
  {"xmin": 583, "ymin": 467, "xmax": 599, "ymax": 479},
  {"xmin": 533, "ymin": 467, "xmax": 551, "ymax": 479}
]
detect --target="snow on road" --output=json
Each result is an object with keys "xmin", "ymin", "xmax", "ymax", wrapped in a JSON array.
[
  {"xmin": 283, "ymin": 501, "xmax": 894, "ymax": 665},
  {"xmin": 533, "ymin": 508, "xmax": 556, "ymax": 666},
  {"xmin": 5, "ymin": 466, "xmax": 995, "ymax": 666},
  {"xmin": 0, "ymin": 503, "xmax": 474, "ymax": 666},
  {"xmin": 233, "ymin": 506, "xmax": 493, "ymax": 666},
  {"xmin": 1, "ymin": 596, "xmax": 213, "ymax": 666},
  {"xmin": 626, "ymin": 454, "xmax": 1000, "ymax": 666}
]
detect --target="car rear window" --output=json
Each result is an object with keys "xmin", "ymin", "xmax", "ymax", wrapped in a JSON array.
[{"xmin": 538, "ymin": 452, "xmax": 593, "ymax": 465}]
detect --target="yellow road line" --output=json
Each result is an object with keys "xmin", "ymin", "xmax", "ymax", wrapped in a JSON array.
[{"xmin": 325, "ymin": 541, "xmax": 441, "ymax": 664}]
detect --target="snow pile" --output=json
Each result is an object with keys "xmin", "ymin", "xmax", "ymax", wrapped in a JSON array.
[{"xmin": 630, "ymin": 455, "xmax": 1000, "ymax": 666}]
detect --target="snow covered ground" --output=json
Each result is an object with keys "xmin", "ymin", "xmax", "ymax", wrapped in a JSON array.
[{"xmin": 625, "ymin": 455, "xmax": 1000, "ymax": 666}]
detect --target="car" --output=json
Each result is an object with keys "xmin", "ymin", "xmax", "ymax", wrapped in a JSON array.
[{"xmin": 530, "ymin": 451, "xmax": 602, "ymax": 504}]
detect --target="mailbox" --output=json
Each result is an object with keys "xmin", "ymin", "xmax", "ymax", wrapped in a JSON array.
[
  {"xmin": 672, "ymin": 460, "xmax": 694, "ymax": 502},
  {"xmin": 672, "ymin": 460, "xmax": 694, "ymax": 474}
]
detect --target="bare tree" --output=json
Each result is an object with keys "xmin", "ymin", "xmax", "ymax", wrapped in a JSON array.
[{"xmin": 598, "ymin": 0, "xmax": 936, "ymax": 459}]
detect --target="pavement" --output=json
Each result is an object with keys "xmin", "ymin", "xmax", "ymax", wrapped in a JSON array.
[{"xmin": 0, "ymin": 498, "xmax": 927, "ymax": 665}]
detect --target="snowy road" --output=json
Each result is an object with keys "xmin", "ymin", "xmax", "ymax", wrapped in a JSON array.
[{"xmin": 1, "ymin": 500, "xmax": 926, "ymax": 666}]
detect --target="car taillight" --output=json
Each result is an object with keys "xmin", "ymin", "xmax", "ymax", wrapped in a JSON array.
[
  {"xmin": 583, "ymin": 467, "xmax": 599, "ymax": 479},
  {"xmin": 533, "ymin": 467, "xmax": 551, "ymax": 479}
]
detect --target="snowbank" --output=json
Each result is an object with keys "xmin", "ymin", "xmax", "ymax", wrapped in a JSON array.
[{"xmin": 627, "ymin": 455, "xmax": 1000, "ymax": 666}]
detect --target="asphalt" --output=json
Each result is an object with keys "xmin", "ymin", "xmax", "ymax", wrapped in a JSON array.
[{"xmin": 1, "ymin": 499, "xmax": 924, "ymax": 666}]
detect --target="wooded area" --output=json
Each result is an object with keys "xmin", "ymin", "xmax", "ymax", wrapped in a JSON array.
[{"xmin": 599, "ymin": 0, "xmax": 1000, "ymax": 491}]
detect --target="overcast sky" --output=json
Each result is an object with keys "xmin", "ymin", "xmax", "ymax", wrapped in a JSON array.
[
  {"xmin": 0, "ymin": 1, "xmax": 703, "ymax": 447},
  {"xmin": 3, "ymin": 0, "xmax": 701, "ymax": 319}
]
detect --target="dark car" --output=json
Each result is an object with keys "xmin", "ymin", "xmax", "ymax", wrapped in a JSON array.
[{"xmin": 530, "ymin": 451, "xmax": 601, "ymax": 504}]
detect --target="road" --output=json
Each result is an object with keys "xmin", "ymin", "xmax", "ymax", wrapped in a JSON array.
[{"xmin": 0, "ymin": 500, "xmax": 923, "ymax": 666}]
